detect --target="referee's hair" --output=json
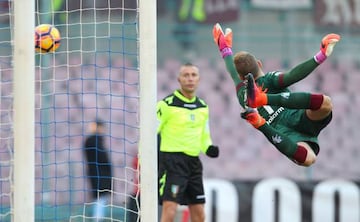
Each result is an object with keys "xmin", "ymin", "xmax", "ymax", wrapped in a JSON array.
[
  {"xmin": 178, "ymin": 62, "xmax": 200, "ymax": 77},
  {"xmin": 180, "ymin": 62, "xmax": 199, "ymax": 70},
  {"xmin": 183, "ymin": 62, "xmax": 194, "ymax": 66}
]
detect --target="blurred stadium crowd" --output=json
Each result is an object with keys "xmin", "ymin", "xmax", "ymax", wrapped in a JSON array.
[
  {"xmin": 0, "ymin": 0, "xmax": 359, "ymax": 210},
  {"xmin": 3, "ymin": 55, "xmax": 358, "ymax": 206},
  {"xmin": 166, "ymin": 56, "xmax": 360, "ymax": 180},
  {"xmin": 156, "ymin": 0, "xmax": 360, "ymax": 181}
]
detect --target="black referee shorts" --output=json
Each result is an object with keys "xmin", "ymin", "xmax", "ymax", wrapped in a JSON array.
[{"xmin": 158, "ymin": 152, "xmax": 205, "ymax": 205}]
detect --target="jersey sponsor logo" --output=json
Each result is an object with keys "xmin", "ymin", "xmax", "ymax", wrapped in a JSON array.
[
  {"xmin": 266, "ymin": 107, "xmax": 285, "ymax": 124},
  {"xmin": 190, "ymin": 113, "xmax": 195, "ymax": 121}
]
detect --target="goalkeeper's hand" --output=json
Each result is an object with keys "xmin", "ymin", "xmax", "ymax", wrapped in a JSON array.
[
  {"xmin": 212, "ymin": 23, "xmax": 233, "ymax": 58},
  {"xmin": 314, "ymin": 33, "xmax": 341, "ymax": 64},
  {"xmin": 241, "ymin": 108, "xmax": 266, "ymax": 129},
  {"xmin": 206, "ymin": 145, "xmax": 219, "ymax": 158}
]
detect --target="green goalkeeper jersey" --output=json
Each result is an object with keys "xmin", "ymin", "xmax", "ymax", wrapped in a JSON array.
[
  {"xmin": 157, "ymin": 90, "xmax": 212, "ymax": 157},
  {"xmin": 243, "ymin": 71, "xmax": 290, "ymax": 124},
  {"xmin": 222, "ymin": 54, "xmax": 329, "ymax": 154},
  {"xmin": 223, "ymin": 55, "xmax": 319, "ymax": 124}
]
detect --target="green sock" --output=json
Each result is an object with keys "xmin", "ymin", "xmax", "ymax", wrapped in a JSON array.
[
  {"xmin": 267, "ymin": 92, "xmax": 311, "ymax": 109},
  {"xmin": 258, "ymin": 124, "xmax": 297, "ymax": 158}
]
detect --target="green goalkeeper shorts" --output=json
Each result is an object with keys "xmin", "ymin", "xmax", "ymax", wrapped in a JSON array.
[{"xmin": 271, "ymin": 109, "xmax": 332, "ymax": 155}]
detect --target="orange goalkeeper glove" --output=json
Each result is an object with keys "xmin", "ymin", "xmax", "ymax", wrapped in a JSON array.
[
  {"xmin": 212, "ymin": 23, "xmax": 233, "ymax": 58},
  {"xmin": 241, "ymin": 108, "xmax": 266, "ymax": 129},
  {"xmin": 314, "ymin": 33, "xmax": 341, "ymax": 64}
]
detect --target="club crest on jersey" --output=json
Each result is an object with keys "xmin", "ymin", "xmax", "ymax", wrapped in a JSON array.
[{"xmin": 272, "ymin": 134, "xmax": 282, "ymax": 144}]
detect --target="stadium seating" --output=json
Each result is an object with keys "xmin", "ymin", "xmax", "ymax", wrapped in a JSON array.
[
  {"xmin": 156, "ymin": 57, "xmax": 358, "ymax": 180},
  {"xmin": 1, "ymin": 56, "xmax": 358, "ymax": 207}
]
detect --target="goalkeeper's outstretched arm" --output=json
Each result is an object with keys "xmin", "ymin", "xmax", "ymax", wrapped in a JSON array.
[
  {"xmin": 280, "ymin": 58, "xmax": 319, "ymax": 88},
  {"xmin": 213, "ymin": 23, "xmax": 246, "ymax": 108},
  {"xmin": 279, "ymin": 33, "xmax": 341, "ymax": 88}
]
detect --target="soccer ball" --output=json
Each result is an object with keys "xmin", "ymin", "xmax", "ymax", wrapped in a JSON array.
[{"xmin": 35, "ymin": 24, "xmax": 61, "ymax": 53}]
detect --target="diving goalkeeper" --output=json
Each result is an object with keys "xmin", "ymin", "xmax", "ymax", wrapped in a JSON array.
[{"xmin": 213, "ymin": 23, "xmax": 340, "ymax": 166}]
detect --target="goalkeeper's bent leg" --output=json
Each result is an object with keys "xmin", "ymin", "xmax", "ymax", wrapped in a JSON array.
[{"xmin": 257, "ymin": 124, "xmax": 316, "ymax": 166}]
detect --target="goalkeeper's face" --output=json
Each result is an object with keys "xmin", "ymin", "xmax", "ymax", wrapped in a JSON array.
[{"xmin": 178, "ymin": 65, "xmax": 200, "ymax": 96}]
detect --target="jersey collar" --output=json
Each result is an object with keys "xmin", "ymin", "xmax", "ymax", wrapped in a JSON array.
[{"xmin": 174, "ymin": 90, "xmax": 196, "ymax": 103}]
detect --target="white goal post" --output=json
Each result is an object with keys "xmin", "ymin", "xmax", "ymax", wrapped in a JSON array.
[
  {"xmin": 139, "ymin": 0, "xmax": 158, "ymax": 221},
  {"xmin": 11, "ymin": 0, "xmax": 158, "ymax": 221},
  {"xmin": 13, "ymin": 0, "xmax": 35, "ymax": 221}
]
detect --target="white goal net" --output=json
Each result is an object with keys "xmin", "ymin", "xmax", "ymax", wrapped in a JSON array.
[{"xmin": 0, "ymin": 0, "xmax": 157, "ymax": 221}]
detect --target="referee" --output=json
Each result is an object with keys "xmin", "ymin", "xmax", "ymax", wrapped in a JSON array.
[{"xmin": 157, "ymin": 63, "xmax": 219, "ymax": 222}]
